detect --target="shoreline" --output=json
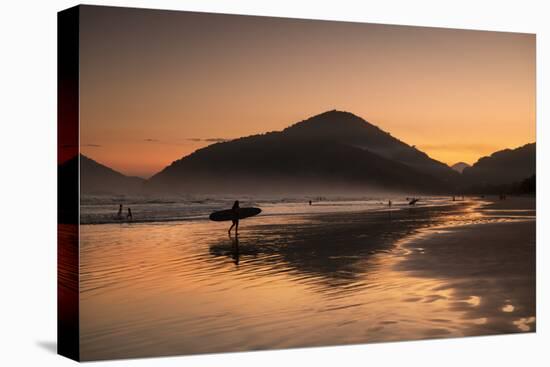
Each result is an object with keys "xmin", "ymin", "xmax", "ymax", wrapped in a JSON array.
[
  {"xmin": 394, "ymin": 197, "xmax": 536, "ymax": 335},
  {"xmin": 78, "ymin": 196, "xmax": 536, "ymax": 360},
  {"xmin": 80, "ymin": 197, "xmax": 470, "ymax": 226}
]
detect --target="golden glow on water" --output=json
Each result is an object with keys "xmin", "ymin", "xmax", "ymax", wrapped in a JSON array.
[
  {"xmin": 80, "ymin": 222, "xmax": 468, "ymax": 358},
  {"xmin": 79, "ymin": 200, "xmax": 535, "ymax": 360},
  {"xmin": 502, "ymin": 304, "xmax": 515, "ymax": 313},
  {"xmin": 466, "ymin": 296, "xmax": 481, "ymax": 307},
  {"xmin": 513, "ymin": 317, "xmax": 536, "ymax": 332}
]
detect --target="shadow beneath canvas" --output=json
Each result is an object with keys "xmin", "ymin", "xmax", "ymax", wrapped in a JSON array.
[{"xmin": 36, "ymin": 340, "xmax": 57, "ymax": 354}]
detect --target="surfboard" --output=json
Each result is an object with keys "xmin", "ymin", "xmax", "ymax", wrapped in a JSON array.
[{"xmin": 209, "ymin": 207, "xmax": 262, "ymax": 222}]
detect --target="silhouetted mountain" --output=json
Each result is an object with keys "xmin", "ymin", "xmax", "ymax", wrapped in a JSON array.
[
  {"xmin": 282, "ymin": 111, "xmax": 458, "ymax": 182},
  {"xmin": 451, "ymin": 162, "xmax": 471, "ymax": 173},
  {"xmin": 517, "ymin": 174, "xmax": 536, "ymax": 195},
  {"xmin": 461, "ymin": 143, "xmax": 535, "ymax": 187},
  {"xmin": 462, "ymin": 174, "xmax": 536, "ymax": 196},
  {"xmin": 149, "ymin": 110, "xmax": 456, "ymax": 194},
  {"xmin": 60, "ymin": 154, "xmax": 145, "ymax": 195}
]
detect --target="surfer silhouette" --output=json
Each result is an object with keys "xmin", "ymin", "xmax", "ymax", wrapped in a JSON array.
[
  {"xmin": 117, "ymin": 204, "xmax": 123, "ymax": 219},
  {"xmin": 210, "ymin": 202, "xmax": 261, "ymax": 234},
  {"xmin": 228, "ymin": 200, "xmax": 240, "ymax": 236},
  {"xmin": 127, "ymin": 208, "xmax": 133, "ymax": 221}
]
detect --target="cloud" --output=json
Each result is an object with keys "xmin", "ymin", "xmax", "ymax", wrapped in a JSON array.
[
  {"xmin": 142, "ymin": 138, "xmax": 230, "ymax": 145},
  {"xmin": 188, "ymin": 138, "xmax": 229, "ymax": 143},
  {"xmin": 204, "ymin": 138, "xmax": 228, "ymax": 143}
]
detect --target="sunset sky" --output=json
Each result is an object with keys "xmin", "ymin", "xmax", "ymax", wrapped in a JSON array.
[{"xmin": 79, "ymin": 6, "xmax": 535, "ymax": 178}]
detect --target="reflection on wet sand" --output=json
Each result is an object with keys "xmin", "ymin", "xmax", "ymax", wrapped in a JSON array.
[
  {"xmin": 79, "ymin": 197, "xmax": 535, "ymax": 361},
  {"xmin": 396, "ymin": 217, "xmax": 536, "ymax": 335},
  {"xmin": 210, "ymin": 201, "xmax": 498, "ymax": 288}
]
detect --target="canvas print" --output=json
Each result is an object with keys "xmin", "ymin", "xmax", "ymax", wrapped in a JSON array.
[{"xmin": 58, "ymin": 5, "xmax": 536, "ymax": 362}]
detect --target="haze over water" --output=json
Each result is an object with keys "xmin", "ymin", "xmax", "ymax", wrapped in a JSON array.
[{"xmin": 78, "ymin": 197, "xmax": 535, "ymax": 360}]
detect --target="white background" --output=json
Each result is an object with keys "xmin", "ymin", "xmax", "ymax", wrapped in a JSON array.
[{"xmin": 0, "ymin": 0, "xmax": 548, "ymax": 365}]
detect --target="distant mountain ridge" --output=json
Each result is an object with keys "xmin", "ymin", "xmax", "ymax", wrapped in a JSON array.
[
  {"xmin": 60, "ymin": 154, "xmax": 145, "ymax": 195},
  {"xmin": 451, "ymin": 162, "xmax": 471, "ymax": 173},
  {"xmin": 282, "ymin": 111, "xmax": 457, "ymax": 182},
  {"xmin": 461, "ymin": 143, "xmax": 535, "ymax": 187},
  {"xmin": 148, "ymin": 110, "xmax": 458, "ymax": 194},
  {"xmin": 65, "ymin": 111, "xmax": 535, "ymax": 196}
]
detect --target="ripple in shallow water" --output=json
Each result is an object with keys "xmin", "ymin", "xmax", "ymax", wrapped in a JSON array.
[{"xmin": 78, "ymin": 199, "xmax": 535, "ymax": 360}]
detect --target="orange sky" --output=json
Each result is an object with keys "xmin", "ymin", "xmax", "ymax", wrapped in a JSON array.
[{"xmin": 79, "ymin": 6, "xmax": 535, "ymax": 178}]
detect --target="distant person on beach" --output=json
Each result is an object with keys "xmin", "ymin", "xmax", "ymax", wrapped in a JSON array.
[
  {"xmin": 127, "ymin": 208, "xmax": 133, "ymax": 221},
  {"xmin": 309, "ymin": 200, "xmax": 312, "ymax": 206},
  {"xmin": 228, "ymin": 200, "xmax": 240, "ymax": 236},
  {"xmin": 388, "ymin": 200, "xmax": 392, "ymax": 207},
  {"xmin": 117, "ymin": 204, "xmax": 123, "ymax": 219}
]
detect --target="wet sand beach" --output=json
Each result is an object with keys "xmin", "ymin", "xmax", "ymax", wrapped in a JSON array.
[
  {"xmin": 396, "ymin": 197, "xmax": 536, "ymax": 336},
  {"xmin": 79, "ymin": 197, "xmax": 535, "ymax": 361}
]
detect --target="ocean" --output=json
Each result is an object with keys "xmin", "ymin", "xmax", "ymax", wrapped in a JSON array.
[
  {"xmin": 80, "ymin": 194, "xmax": 460, "ymax": 225},
  {"xmin": 77, "ymin": 195, "xmax": 535, "ymax": 360}
]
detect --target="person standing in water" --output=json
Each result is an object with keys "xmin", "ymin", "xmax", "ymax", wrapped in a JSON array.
[
  {"xmin": 127, "ymin": 207, "xmax": 133, "ymax": 221},
  {"xmin": 117, "ymin": 204, "xmax": 123, "ymax": 219},
  {"xmin": 228, "ymin": 200, "xmax": 240, "ymax": 236}
]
